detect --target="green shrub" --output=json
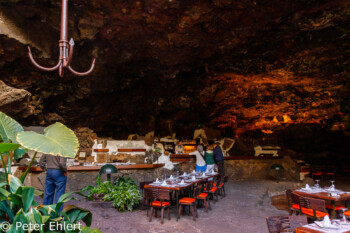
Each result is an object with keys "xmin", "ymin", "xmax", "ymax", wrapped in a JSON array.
[{"xmin": 81, "ymin": 176, "xmax": 142, "ymax": 212}]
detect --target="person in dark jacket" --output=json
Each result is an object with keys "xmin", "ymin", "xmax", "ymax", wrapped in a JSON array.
[
  {"xmin": 40, "ymin": 154, "xmax": 67, "ymax": 212},
  {"xmin": 213, "ymin": 141, "xmax": 225, "ymax": 184}
]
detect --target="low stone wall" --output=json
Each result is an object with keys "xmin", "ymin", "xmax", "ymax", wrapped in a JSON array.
[{"xmin": 224, "ymin": 156, "xmax": 300, "ymax": 180}]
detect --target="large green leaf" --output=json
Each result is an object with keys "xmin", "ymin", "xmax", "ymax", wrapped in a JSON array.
[
  {"xmin": 62, "ymin": 205, "xmax": 92, "ymax": 226},
  {"xmin": 22, "ymin": 186, "xmax": 35, "ymax": 212},
  {"xmin": 0, "ymin": 112, "xmax": 24, "ymax": 143},
  {"xmin": 17, "ymin": 122, "xmax": 79, "ymax": 158},
  {"xmin": 0, "ymin": 143, "xmax": 20, "ymax": 154},
  {"xmin": 8, "ymin": 174, "xmax": 22, "ymax": 193}
]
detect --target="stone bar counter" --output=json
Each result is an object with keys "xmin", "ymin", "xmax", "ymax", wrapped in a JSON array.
[{"xmin": 17, "ymin": 163, "xmax": 164, "ymax": 192}]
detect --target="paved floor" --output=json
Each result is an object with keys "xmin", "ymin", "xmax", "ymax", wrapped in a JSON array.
[{"xmin": 60, "ymin": 179, "xmax": 305, "ymax": 233}]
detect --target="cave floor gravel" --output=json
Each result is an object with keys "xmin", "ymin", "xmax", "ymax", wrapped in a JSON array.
[{"xmin": 57, "ymin": 179, "xmax": 305, "ymax": 233}]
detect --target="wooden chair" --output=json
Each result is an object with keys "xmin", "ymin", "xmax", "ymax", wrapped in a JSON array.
[
  {"xmin": 203, "ymin": 181, "xmax": 218, "ymax": 203},
  {"xmin": 299, "ymin": 196, "xmax": 329, "ymax": 220},
  {"xmin": 286, "ymin": 190, "xmax": 300, "ymax": 215},
  {"xmin": 178, "ymin": 187, "xmax": 199, "ymax": 221},
  {"xmin": 215, "ymin": 175, "xmax": 228, "ymax": 198},
  {"xmin": 149, "ymin": 189, "xmax": 171, "ymax": 224},
  {"xmin": 139, "ymin": 181, "xmax": 153, "ymax": 211},
  {"xmin": 143, "ymin": 188, "xmax": 153, "ymax": 217},
  {"xmin": 266, "ymin": 216, "xmax": 308, "ymax": 233},
  {"xmin": 195, "ymin": 186, "xmax": 212, "ymax": 212}
]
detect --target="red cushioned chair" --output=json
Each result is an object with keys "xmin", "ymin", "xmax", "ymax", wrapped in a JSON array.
[
  {"xmin": 178, "ymin": 187, "xmax": 199, "ymax": 221},
  {"xmin": 214, "ymin": 176, "xmax": 228, "ymax": 198},
  {"xmin": 298, "ymin": 195, "xmax": 329, "ymax": 220},
  {"xmin": 195, "ymin": 186, "xmax": 211, "ymax": 212},
  {"xmin": 345, "ymin": 210, "xmax": 350, "ymax": 218},
  {"xmin": 149, "ymin": 189, "xmax": 171, "ymax": 224},
  {"xmin": 203, "ymin": 181, "xmax": 218, "ymax": 203}
]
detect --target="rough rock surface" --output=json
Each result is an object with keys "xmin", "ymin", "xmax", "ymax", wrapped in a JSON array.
[
  {"xmin": 0, "ymin": 0, "xmax": 349, "ymax": 154},
  {"xmin": 0, "ymin": 80, "xmax": 33, "ymax": 118},
  {"xmin": 74, "ymin": 127, "xmax": 98, "ymax": 156}
]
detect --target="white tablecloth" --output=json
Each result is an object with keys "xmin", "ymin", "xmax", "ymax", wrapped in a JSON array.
[{"xmin": 304, "ymin": 223, "xmax": 350, "ymax": 233}]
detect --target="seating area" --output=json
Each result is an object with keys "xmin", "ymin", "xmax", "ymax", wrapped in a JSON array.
[
  {"xmin": 143, "ymin": 171, "xmax": 228, "ymax": 223},
  {"xmin": 272, "ymin": 176, "xmax": 350, "ymax": 233}
]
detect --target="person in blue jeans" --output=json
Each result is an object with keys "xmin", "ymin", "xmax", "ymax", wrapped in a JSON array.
[
  {"xmin": 40, "ymin": 154, "xmax": 68, "ymax": 212},
  {"xmin": 189, "ymin": 144, "xmax": 206, "ymax": 172}
]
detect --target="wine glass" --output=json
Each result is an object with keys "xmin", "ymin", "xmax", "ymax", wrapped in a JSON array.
[
  {"xmin": 341, "ymin": 208, "xmax": 349, "ymax": 223},
  {"xmin": 330, "ymin": 180, "xmax": 335, "ymax": 190},
  {"xmin": 315, "ymin": 180, "xmax": 320, "ymax": 189}
]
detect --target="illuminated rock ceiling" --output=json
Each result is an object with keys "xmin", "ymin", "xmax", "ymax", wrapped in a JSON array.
[{"xmin": 0, "ymin": 0, "xmax": 349, "ymax": 141}]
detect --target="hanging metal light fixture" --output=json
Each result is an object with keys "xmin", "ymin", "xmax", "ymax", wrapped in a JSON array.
[{"xmin": 28, "ymin": 0, "xmax": 95, "ymax": 77}]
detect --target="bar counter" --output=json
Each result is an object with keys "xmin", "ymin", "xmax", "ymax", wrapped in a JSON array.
[{"xmin": 18, "ymin": 163, "xmax": 164, "ymax": 173}]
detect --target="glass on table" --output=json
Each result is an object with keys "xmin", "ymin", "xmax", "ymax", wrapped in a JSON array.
[
  {"xmin": 314, "ymin": 180, "xmax": 320, "ymax": 189},
  {"xmin": 330, "ymin": 180, "xmax": 335, "ymax": 190}
]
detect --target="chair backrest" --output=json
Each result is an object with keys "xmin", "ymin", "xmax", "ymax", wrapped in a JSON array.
[
  {"xmin": 266, "ymin": 216, "xmax": 308, "ymax": 233},
  {"xmin": 206, "ymin": 182, "xmax": 214, "ymax": 191},
  {"xmin": 193, "ymin": 186, "xmax": 202, "ymax": 198},
  {"xmin": 139, "ymin": 181, "xmax": 153, "ymax": 190},
  {"xmin": 290, "ymin": 192, "xmax": 303, "ymax": 209},
  {"xmin": 285, "ymin": 190, "xmax": 292, "ymax": 207},
  {"xmin": 151, "ymin": 188, "xmax": 171, "ymax": 201},
  {"xmin": 143, "ymin": 188, "xmax": 153, "ymax": 199},
  {"xmin": 288, "ymin": 216, "xmax": 308, "ymax": 231},
  {"xmin": 305, "ymin": 197, "xmax": 326, "ymax": 212}
]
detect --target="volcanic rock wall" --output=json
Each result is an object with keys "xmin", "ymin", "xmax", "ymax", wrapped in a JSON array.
[{"xmin": 0, "ymin": 0, "xmax": 349, "ymax": 154}]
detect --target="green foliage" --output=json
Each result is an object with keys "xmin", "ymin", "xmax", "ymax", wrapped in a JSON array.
[
  {"xmin": 81, "ymin": 176, "xmax": 142, "ymax": 212},
  {"xmin": 0, "ymin": 112, "xmax": 27, "ymax": 161},
  {"xmin": 0, "ymin": 179, "xmax": 99, "ymax": 232},
  {"xmin": 0, "ymin": 112, "xmax": 100, "ymax": 232},
  {"xmin": 16, "ymin": 122, "xmax": 79, "ymax": 159}
]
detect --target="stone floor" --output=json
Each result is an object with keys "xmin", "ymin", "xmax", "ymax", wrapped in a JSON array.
[{"xmin": 37, "ymin": 179, "xmax": 311, "ymax": 233}]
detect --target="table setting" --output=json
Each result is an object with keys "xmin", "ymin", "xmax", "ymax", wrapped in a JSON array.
[
  {"xmin": 296, "ymin": 180, "xmax": 350, "ymax": 196},
  {"xmin": 301, "ymin": 214, "xmax": 350, "ymax": 233}
]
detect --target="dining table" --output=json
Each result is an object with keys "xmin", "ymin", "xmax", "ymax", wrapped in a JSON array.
[
  {"xmin": 293, "ymin": 189, "xmax": 350, "ymax": 219},
  {"xmin": 295, "ymin": 224, "xmax": 350, "ymax": 233},
  {"xmin": 144, "ymin": 172, "xmax": 220, "ymax": 221}
]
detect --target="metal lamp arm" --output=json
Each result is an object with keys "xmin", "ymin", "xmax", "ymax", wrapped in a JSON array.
[
  {"xmin": 68, "ymin": 59, "xmax": 96, "ymax": 76},
  {"xmin": 28, "ymin": 46, "xmax": 62, "ymax": 71}
]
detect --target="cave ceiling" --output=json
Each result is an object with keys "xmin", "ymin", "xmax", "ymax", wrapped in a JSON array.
[{"xmin": 0, "ymin": 0, "xmax": 349, "ymax": 140}]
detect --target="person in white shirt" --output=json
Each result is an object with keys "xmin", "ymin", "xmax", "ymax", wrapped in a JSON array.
[
  {"xmin": 157, "ymin": 151, "xmax": 174, "ymax": 170},
  {"xmin": 175, "ymin": 140, "xmax": 184, "ymax": 154},
  {"xmin": 189, "ymin": 144, "xmax": 206, "ymax": 172}
]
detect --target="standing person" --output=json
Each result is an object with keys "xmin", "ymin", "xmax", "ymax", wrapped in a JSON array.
[
  {"xmin": 175, "ymin": 140, "xmax": 184, "ymax": 154},
  {"xmin": 40, "ymin": 154, "xmax": 68, "ymax": 212},
  {"xmin": 213, "ymin": 141, "xmax": 225, "ymax": 184},
  {"xmin": 189, "ymin": 144, "xmax": 206, "ymax": 172},
  {"xmin": 205, "ymin": 144, "xmax": 215, "ymax": 173}
]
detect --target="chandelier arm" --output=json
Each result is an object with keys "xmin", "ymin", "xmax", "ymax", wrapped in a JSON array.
[
  {"xmin": 68, "ymin": 59, "xmax": 96, "ymax": 76},
  {"xmin": 28, "ymin": 46, "xmax": 62, "ymax": 71}
]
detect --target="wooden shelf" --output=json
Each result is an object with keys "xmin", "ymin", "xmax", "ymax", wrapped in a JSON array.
[
  {"xmin": 18, "ymin": 164, "xmax": 164, "ymax": 172},
  {"xmin": 224, "ymin": 156, "xmax": 283, "ymax": 160},
  {"xmin": 93, "ymin": 149, "xmax": 109, "ymax": 152},
  {"xmin": 118, "ymin": 148, "xmax": 146, "ymax": 152}
]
